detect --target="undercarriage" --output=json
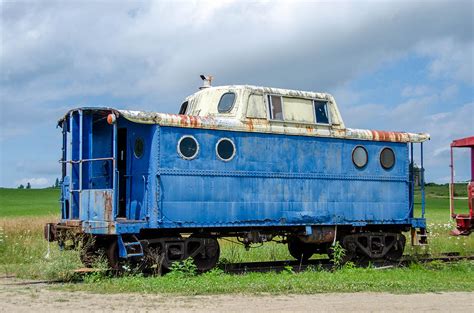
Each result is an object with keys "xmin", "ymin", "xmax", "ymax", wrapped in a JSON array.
[{"xmin": 45, "ymin": 223, "xmax": 417, "ymax": 272}]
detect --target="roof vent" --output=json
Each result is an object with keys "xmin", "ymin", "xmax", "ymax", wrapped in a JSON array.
[{"xmin": 199, "ymin": 75, "xmax": 213, "ymax": 89}]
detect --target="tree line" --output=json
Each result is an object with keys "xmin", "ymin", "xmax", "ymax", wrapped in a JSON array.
[{"xmin": 17, "ymin": 178, "xmax": 60, "ymax": 189}]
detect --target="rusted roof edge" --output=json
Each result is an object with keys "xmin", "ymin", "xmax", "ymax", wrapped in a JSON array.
[
  {"xmin": 57, "ymin": 107, "xmax": 430, "ymax": 143},
  {"xmin": 118, "ymin": 109, "xmax": 430, "ymax": 143}
]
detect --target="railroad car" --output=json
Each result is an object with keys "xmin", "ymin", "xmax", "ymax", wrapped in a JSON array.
[
  {"xmin": 45, "ymin": 77, "xmax": 430, "ymax": 271},
  {"xmin": 449, "ymin": 136, "xmax": 474, "ymax": 236}
]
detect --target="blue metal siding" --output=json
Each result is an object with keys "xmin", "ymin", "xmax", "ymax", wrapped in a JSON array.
[
  {"xmin": 116, "ymin": 119, "xmax": 153, "ymax": 221},
  {"xmin": 61, "ymin": 110, "xmax": 420, "ymax": 234},
  {"xmin": 70, "ymin": 112, "xmax": 80, "ymax": 219},
  {"xmin": 156, "ymin": 126, "xmax": 409, "ymax": 228},
  {"xmin": 90, "ymin": 117, "xmax": 113, "ymax": 189},
  {"xmin": 80, "ymin": 189, "xmax": 113, "ymax": 222}
]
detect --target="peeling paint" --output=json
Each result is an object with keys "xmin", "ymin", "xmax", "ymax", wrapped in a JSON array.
[
  {"xmin": 120, "ymin": 111, "xmax": 429, "ymax": 143},
  {"xmin": 60, "ymin": 107, "xmax": 429, "ymax": 143},
  {"xmin": 58, "ymin": 85, "xmax": 429, "ymax": 143}
]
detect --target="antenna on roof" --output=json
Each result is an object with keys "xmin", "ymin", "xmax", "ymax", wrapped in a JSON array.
[{"xmin": 199, "ymin": 75, "xmax": 213, "ymax": 89}]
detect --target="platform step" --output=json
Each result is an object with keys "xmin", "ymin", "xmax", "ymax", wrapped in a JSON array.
[
  {"xmin": 417, "ymin": 233, "xmax": 428, "ymax": 245},
  {"xmin": 124, "ymin": 242, "xmax": 143, "ymax": 258},
  {"xmin": 411, "ymin": 228, "xmax": 428, "ymax": 246},
  {"xmin": 118, "ymin": 235, "xmax": 144, "ymax": 258},
  {"xmin": 124, "ymin": 242, "xmax": 142, "ymax": 247},
  {"xmin": 126, "ymin": 253, "xmax": 144, "ymax": 258}
]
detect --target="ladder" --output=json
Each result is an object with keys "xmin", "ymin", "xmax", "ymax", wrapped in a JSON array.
[{"xmin": 117, "ymin": 235, "xmax": 144, "ymax": 258}]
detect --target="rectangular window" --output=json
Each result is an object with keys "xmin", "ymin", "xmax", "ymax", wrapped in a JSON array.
[
  {"xmin": 314, "ymin": 100, "xmax": 329, "ymax": 124},
  {"xmin": 282, "ymin": 97, "xmax": 315, "ymax": 123},
  {"xmin": 266, "ymin": 95, "xmax": 331, "ymax": 125},
  {"xmin": 267, "ymin": 95, "xmax": 283, "ymax": 120},
  {"xmin": 247, "ymin": 94, "xmax": 267, "ymax": 119}
]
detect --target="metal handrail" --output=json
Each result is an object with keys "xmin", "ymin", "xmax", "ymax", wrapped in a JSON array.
[
  {"xmin": 421, "ymin": 142, "xmax": 425, "ymax": 218},
  {"xmin": 60, "ymin": 157, "xmax": 114, "ymax": 164},
  {"xmin": 123, "ymin": 173, "xmax": 149, "ymax": 178}
]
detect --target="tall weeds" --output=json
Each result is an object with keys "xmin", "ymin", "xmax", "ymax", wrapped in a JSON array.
[{"xmin": 0, "ymin": 215, "xmax": 82, "ymax": 281}]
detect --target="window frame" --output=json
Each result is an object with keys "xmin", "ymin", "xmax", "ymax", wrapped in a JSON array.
[
  {"xmin": 215, "ymin": 137, "xmax": 236, "ymax": 162},
  {"xmin": 266, "ymin": 94, "xmax": 285, "ymax": 121},
  {"xmin": 313, "ymin": 100, "xmax": 331, "ymax": 125},
  {"xmin": 265, "ymin": 94, "xmax": 332, "ymax": 126},
  {"xmin": 379, "ymin": 147, "xmax": 396, "ymax": 170},
  {"xmin": 133, "ymin": 137, "xmax": 144, "ymax": 159},
  {"xmin": 178, "ymin": 101, "xmax": 188, "ymax": 115},
  {"xmin": 352, "ymin": 145, "xmax": 369, "ymax": 169},
  {"xmin": 246, "ymin": 93, "xmax": 267, "ymax": 119},
  {"xmin": 217, "ymin": 92, "xmax": 237, "ymax": 113},
  {"xmin": 177, "ymin": 135, "xmax": 200, "ymax": 160}
]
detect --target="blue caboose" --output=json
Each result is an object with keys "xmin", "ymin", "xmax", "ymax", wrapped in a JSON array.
[{"xmin": 46, "ymin": 79, "xmax": 429, "ymax": 270}]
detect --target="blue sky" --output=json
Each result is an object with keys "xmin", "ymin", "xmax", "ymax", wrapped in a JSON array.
[{"xmin": 0, "ymin": 0, "xmax": 473, "ymax": 188}]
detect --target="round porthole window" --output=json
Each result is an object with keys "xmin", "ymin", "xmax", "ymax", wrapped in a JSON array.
[
  {"xmin": 352, "ymin": 146, "xmax": 368, "ymax": 168},
  {"xmin": 178, "ymin": 136, "xmax": 199, "ymax": 160},
  {"xmin": 216, "ymin": 138, "xmax": 236, "ymax": 161},
  {"xmin": 380, "ymin": 147, "xmax": 395, "ymax": 169},
  {"xmin": 217, "ymin": 92, "xmax": 236, "ymax": 113},
  {"xmin": 134, "ymin": 137, "xmax": 144, "ymax": 159}
]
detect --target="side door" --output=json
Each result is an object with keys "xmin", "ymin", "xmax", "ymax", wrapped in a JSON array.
[{"xmin": 127, "ymin": 132, "xmax": 148, "ymax": 220}]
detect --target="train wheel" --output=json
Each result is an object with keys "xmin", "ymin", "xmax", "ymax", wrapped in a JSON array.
[
  {"xmin": 187, "ymin": 236, "xmax": 220, "ymax": 272},
  {"xmin": 106, "ymin": 236, "xmax": 150, "ymax": 271},
  {"xmin": 79, "ymin": 235, "xmax": 106, "ymax": 268},
  {"xmin": 143, "ymin": 244, "xmax": 167, "ymax": 275},
  {"xmin": 339, "ymin": 236, "xmax": 357, "ymax": 263},
  {"xmin": 384, "ymin": 234, "xmax": 406, "ymax": 261},
  {"xmin": 287, "ymin": 237, "xmax": 314, "ymax": 261},
  {"xmin": 80, "ymin": 246, "xmax": 99, "ymax": 268},
  {"xmin": 80, "ymin": 247, "xmax": 101, "ymax": 268},
  {"xmin": 339, "ymin": 232, "xmax": 406, "ymax": 263},
  {"xmin": 106, "ymin": 238, "xmax": 121, "ymax": 270}
]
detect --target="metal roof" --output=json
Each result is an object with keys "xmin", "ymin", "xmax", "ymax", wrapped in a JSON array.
[
  {"xmin": 59, "ymin": 107, "xmax": 430, "ymax": 143},
  {"xmin": 185, "ymin": 85, "xmax": 333, "ymax": 101},
  {"xmin": 451, "ymin": 136, "xmax": 474, "ymax": 148}
]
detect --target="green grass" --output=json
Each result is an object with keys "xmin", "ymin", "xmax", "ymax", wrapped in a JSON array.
[
  {"xmin": 424, "ymin": 183, "xmax": 468, "ymax": 198},
  {"xmin": 0, "ymin": 186, "xmax": 473, "ymax": 295},
  {"xmin": 61, "ymin": 261, "xmax": 474, "ymax": 295},
  {"xmin": 0, "ymin": 185, "xmax": 468, "ymax": 219},
  {"xmin": 0, "ymin": 188, "xmax": 60, "ymax": 217}
]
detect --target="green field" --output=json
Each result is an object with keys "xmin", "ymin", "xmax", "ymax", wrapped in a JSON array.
[
  {"xmin": 0, "ymin": 186, "xmax": 473, "ymax": 294},
  {"xmin": 0, "ymin": 188, "xmax": 59, "ymax": 217},
  {"xmin": 1, "ymin": 185, "xmax": 469, "ymax": 232},
  {"xmin": 61, "ymin": 261, "xmax": 474, "ymax": 295},
  {"xmin": 424, "ymin": 183, "xmax": 468, "ymax": 198},
  {"xmin": 0, "ymin": 184, "xmax": 468, "ymax": 218}
]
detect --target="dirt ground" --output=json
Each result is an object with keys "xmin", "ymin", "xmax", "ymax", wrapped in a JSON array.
[{"xmin": 0, "ymin": 277, "xmax": 472, "ymax": 313}]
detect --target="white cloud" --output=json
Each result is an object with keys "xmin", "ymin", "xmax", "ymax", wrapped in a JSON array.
[
  {"xmin": 0, "ymin": 0, "xmax": 473, "ymax": 186},
  {"xmin": 15, "ymin": 177, "xmax": 50, "ymax": 188},
  {"xmin": 416, "ymin": 38, "xmax": 474, "ymax": 84},
  {"xmin": 401, "ymin": 85, "xmax": 432, "ymax": 98},
  {"xmin": 433, "ymin": 146, "xmax": 450, "ymax": 157},
  {"xmin": 342, "ymin": 81, "xmax": 473, "ymax": 183},
  {"xmin": 440, "ymin": 85, "xmax": 459, "ymax": 99},
  {"xmin": 1, "ymin": 0, "xmax": 472, "ymax": 124}
]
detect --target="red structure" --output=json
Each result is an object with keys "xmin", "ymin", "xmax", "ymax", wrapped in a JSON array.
[{"xmin": 450, "ymin": 136, "xmax": 474, "ymax": 236}]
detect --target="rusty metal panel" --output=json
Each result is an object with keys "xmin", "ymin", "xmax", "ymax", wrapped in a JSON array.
[
  {"xmin": 157, "ymin": 125, "xmax": 411, "ymax": 228},
  {"xmin": 80, "ymin": 189, "xmax": 114, "ymax": 222},
  {"xmin": 115, "ymin": 110, "xmax": 429, "ymax": 143}
]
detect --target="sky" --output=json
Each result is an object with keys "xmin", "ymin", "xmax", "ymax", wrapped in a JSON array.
[{"xmin": 0, "ymin": 0, "xmax": 473, "ymax": 188}]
